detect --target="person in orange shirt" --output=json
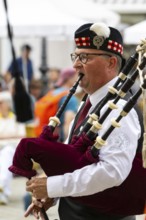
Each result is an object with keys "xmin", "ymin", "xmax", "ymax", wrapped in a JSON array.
[{"xmin": 34, "ymin": 67, "xmax": 79, "ymax": 142}]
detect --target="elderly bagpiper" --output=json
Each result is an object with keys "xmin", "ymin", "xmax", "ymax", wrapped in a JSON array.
[{"xmin": 9, "ymin": 22, "xmax": 146, "ymax": 220}]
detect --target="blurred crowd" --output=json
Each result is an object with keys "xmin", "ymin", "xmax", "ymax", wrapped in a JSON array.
[{"xmin": 0, "ymin": 43, "xmax": 85, "ymax": 207}]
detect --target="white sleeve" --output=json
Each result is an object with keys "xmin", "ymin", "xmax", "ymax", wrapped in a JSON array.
[{"xmin": 47, "ymin": 100, "xmax": 141, "ymax": 198}]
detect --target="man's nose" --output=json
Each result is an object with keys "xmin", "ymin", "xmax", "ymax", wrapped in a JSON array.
[{"xmin": 73, "ymin": 57, "xmax": 82, "ymax": 68}]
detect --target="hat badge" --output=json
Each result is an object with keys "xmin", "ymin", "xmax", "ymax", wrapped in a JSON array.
[{"xmin": 93, "ymin": 35, "xmax": 104, "ymax": 49}]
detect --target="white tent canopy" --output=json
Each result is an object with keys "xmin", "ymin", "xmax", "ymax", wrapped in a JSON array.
[
  {"xmin": 0, "ymin": 0, "xmax": 120, "ymax": 38},
  {"xmin": 0, "ymin": 0, "xmax": 88, "ymax": 38},
  {"xmin": 124, "ymin": 20, "xmax": 146, "ymax": 45},
  {"xmin": 51, "ymin": 0, "xmax": 120, "ymax": 27}
]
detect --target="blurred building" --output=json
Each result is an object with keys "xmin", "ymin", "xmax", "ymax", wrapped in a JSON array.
[{"xmin": 90, "ymin": 0, "xmax": 146, "ymax": 25}]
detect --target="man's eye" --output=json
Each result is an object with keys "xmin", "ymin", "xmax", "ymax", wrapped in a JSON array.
[{"xmin": 81, "ymin": 55, "xmax": 87, "ymax": 59}]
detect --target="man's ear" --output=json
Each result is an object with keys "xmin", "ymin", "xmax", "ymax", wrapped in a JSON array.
[{"xmin": 108, "ymin": 56, "xmax": 117, "ymax": 69}]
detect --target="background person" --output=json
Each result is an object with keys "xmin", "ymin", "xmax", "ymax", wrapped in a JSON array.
[
  {"xmin": 34, "ymin": 67, "xmax": 79, "ymax": 142},
  {"xmin": 0, "ymin": 91, "xmax": 26, "ymax": 205},
  {"xmin": 47, "ymin": 67, "xmax": 61, "ymax": 91},
  {"xmin": 5, "ymin": 44, "xmax": 34, "ymax": 91},
  {"xmin": 29, "ymin": 79, "xmax": 43, "ymax": 101}
]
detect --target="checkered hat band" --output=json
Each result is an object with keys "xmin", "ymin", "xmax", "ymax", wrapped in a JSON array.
[
  {"xmin": 107, "ymin": 40, "xmax": 123, "ymax": 55},
  {"xmin": 75, "ymin": 37, "xmax": 90, "ymax": 46}
]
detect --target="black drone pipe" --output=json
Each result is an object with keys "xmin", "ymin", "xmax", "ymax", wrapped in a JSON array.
[{"xmin": 84, "ymin": 54, "xmax": 146, "ymax": 141}]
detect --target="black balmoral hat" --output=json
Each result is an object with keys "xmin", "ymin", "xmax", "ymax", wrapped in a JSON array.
[{"xmin": 74, "ymin": 22, "xmax": 123, "ymax": 59}]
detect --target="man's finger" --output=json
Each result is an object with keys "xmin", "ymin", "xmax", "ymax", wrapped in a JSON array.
[
  {"xmin": 26, "ymin": 185, "xmax": 33, "ymax": 192},
  {"xmin": 24, "ymin": 203, "xmax": 34, "ymax": 217},
  {"xmin": 32, "ymin": 209, "xmax": 40, "ymax": 219},
  {"xmin": 26, "ymin": 177, "xmax": 36, "ymax": 186},
  {"xmin": 32, "ymin": 198, "xmax": 43, "ymax": 208},
  {"xmin": 26, "ymin": 179, "xmax": 33, "ymax": 186}
]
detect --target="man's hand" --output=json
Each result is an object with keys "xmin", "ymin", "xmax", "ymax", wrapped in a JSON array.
[
  {"xmin": 24, "ymin": 197, "xmax": 55, "ymax": 219},
  {"xmin": 26, "ymin": 177, "xmax": 48, "ymax": 200}
]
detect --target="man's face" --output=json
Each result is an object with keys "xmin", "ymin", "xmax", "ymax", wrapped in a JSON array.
[
  {"xmin": 72, "ymin": 48, "xmax": 117, "ymax": 94},
  {"xmin": 22, "ymin": 49, "xmax": 30, "ymax": 59}
]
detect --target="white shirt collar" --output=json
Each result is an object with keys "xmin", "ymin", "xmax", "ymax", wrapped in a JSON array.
[{"xmin": 89, "ymin": 77, "xmax": 118, "ymax": 108}]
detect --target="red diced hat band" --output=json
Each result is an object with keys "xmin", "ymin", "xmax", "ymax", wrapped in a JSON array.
[
  {"xmin": 107, "ymin": 40, "xmax": 123, "ymax": 55},
  {"xmin": 75, "ymin": 37, "xmax": 90, "ymax": 47}
]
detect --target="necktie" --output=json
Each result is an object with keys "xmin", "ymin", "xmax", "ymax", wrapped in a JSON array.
[{"xmin": 74, "ymin": 98, "xmax": 91, "ymax": 130}]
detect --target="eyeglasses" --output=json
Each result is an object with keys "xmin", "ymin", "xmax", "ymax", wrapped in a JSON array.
[{"xmin": 70, "ymin": 53, "xmax": 112, "ymax": 64}]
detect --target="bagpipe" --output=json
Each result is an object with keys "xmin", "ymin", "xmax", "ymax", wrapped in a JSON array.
[{"xmin": 9, "ymin": 40, "xmax": 146, "ymax": 215}]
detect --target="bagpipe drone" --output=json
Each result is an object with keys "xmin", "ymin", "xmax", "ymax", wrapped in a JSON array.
[{"xmin": 9, "ymin": 40, "xmax": 146, "ymax": 215}]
